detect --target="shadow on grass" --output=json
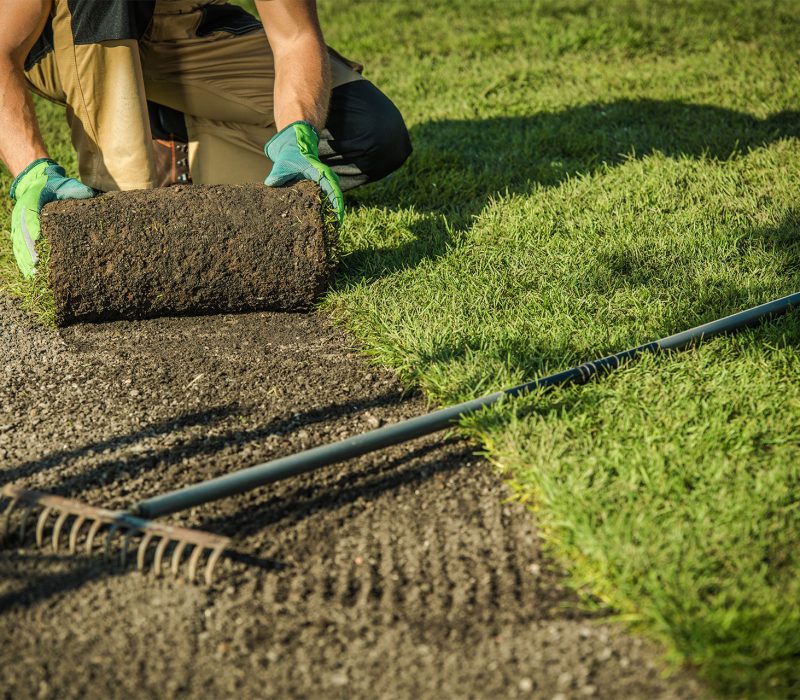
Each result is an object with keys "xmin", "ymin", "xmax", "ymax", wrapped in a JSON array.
[
  {"xmin": 402, "ymin": 210, "xmax": 800, "ymax": 403},
  {"xmin": 342, "ymin": 99, "xmax": 800, "ymax": 280},
  {"xmin": 339, "ymin": 99, "xmax": 800, "ymax": 402}
]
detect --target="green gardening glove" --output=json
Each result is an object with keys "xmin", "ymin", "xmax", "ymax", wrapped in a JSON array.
[
  {"xmin": 264, "ymin": 121, "xmax": 344, "ymax": 224},
  {"xmin": 9, "ymin": 158, "xmax": 96, "ymax": 277}
]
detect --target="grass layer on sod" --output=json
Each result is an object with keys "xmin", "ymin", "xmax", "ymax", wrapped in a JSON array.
[{"xmin": 2, "ymin": 0, "xmax": 799, "ymax": 695}]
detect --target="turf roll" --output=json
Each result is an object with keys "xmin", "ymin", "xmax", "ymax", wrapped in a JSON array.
[{"xmin": 42, "ymin": 181, "xmax": 337, "ymax": 326}]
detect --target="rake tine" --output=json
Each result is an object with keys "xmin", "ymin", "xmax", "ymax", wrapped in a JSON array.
[
  {"xmin": 1, "ymin": 497, "xmax": 18, "ymax": 544},
  {"xmin": 35, "ymin": 506, "xmax": 53, "ymax": 548},
  {"xmin": 52, "ymin": 510, "xmax": 71, "ymax": 552},
  {"xmin": 1, "ymin": 485, "xmax": 230, "ymax": 585},
  {"xmin": 204, "ymin": 543, "xmax": 226, "ymax": 585},
  {"xmin": 137, "ymin": 532, "xmax": 156, "ymax": 572},
  {"xmin": 85, "ymin": 518, "xmax": 104, "ymax": 555},
  {"xmin": 69, "ymin": 515, "xmax": 87, "ymax": 554},
  {"xmin": 153, "ymin": 537, "xmax": 172, "ymax": 577},
  {"xmin": 19, "ymin": 508, "xmax": 33, "ymax": 542},
  {"xmin": 187, "ymin": 543, "xmax": 205, "ymax": 583},
  {"xmin": 104, "ymin": 524, "xmax": 121, "ymax": 559},
  {"xmin": 120, "ymin": 531, "xmax": 132, "ymax": 567},
  {"xmin": 171, "ymin": 541, "xmax": 190, "ymax": 578}
]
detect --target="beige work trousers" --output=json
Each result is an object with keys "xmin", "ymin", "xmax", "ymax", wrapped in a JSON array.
[{"xmin": 24, "ymin": 0, "xmax": 362, "ymax": 191}]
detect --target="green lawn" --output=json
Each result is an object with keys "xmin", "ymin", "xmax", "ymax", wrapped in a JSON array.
[
  {"xmin": 4, "ymin": 1, "xmax": 800, "ymax": 695},
  {"xmin": 322, "ymin": 1, "xmax": 800, "ymax": 696}
]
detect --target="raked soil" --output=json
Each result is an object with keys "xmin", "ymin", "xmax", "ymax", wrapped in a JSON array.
[{"xmin": 0, "ymin": 296, "xmax": 703, "ymax": 699}]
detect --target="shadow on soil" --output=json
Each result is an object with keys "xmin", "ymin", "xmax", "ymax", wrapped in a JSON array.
[
  {"xmin": 0, "ymin": 395, "xmax": 471, "ymax": 610},
  {"xmin": 343, "ymin": 99, "xmax": 800, "ymax": 279},
  {"xmin": 0, "ymin": 388, "xmax": 410, "ymax": 492},
  {"xmin": 0, "ymin": 440, "xmax": 471, "ymax": 613},
  {"xmin": 0, "ymin": 546, "xmax": 288, "ymax": 614},
  {"xmin": 0, "ymin": 405, "xmax": 241, "ymax": 488},
  {"xmin": 0, "ymin": 553, "xmax": 130, "ymax": 614},
  {"xmin": 199, "ymin": 439, "xmax": 470, "ymax": 538}
]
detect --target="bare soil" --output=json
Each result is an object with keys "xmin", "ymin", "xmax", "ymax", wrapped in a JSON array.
[
  {"xmin": 0, "ymin": 297, "xmax": 702, "ymax": 699},
  {"xmin": 44, "ymin": 181, "xmax": 335, "ymax": 326}
]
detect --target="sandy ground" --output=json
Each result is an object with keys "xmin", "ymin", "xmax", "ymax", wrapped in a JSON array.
[{"xmin": 0, "ymin": 297, "xmax": 703, "ymax": 699}]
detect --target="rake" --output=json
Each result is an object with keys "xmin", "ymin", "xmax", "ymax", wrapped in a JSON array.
[{"xmin": 2, "ymin": 292, "xmax": 798, "ymax": 584}]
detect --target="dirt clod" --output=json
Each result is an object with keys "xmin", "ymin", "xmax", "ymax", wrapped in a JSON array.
[{"xmin": 43, "ymin": 181, "xmax": 336, "ymax": 326}]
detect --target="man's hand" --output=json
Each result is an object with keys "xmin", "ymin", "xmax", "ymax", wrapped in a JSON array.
[
  {"xmin": 10, "ymin": 158, "xmax": 96, "ymax": 277},
  {"xmin": 255, "ymin": 2, "xmax": 342, "ymax": 221},
  {"xmin": 265, "ymin": 121, "xmax": 344, "ymax": 224}
]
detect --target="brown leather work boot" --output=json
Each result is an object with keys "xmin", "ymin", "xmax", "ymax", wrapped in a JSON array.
[
  {"xmin": 152, "ymin": 138, "xmax": 191, "ymax": 187},
  {"xmin": 149, "ymin": 101, "xmax": 192, "ymax": 187}
]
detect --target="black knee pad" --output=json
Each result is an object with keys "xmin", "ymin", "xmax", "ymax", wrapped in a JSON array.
[{"xmin": 323, "ymin": 80, "xmax": 412, "ymax": 186}]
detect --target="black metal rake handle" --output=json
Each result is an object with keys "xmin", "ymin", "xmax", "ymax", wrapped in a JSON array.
[{"xmin": 134, "ymin": 291, "xmax": 800, "ymax": 519}]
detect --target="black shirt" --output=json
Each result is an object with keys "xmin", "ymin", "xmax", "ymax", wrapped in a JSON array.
[{"xmin": 26, "ymin": 1, "xmax": 157, "ymax": 70}]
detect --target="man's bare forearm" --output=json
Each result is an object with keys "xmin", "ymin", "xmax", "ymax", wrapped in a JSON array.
[
  {"xmin": 0, "ymin": 0, "xmax": 52, "ymax": 177},
  {"xmin": 0, "ymin": 57, "xmax": 49, "ymax": 177},
  {"xmin": 272, "ymin": 37, "xmax": 330, "ymax": 130},
  {"xmin": 255, "ymin": 0, "xmax": 331, "ymax": 132}
]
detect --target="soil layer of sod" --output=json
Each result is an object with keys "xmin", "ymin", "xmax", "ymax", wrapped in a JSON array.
[
  {"xmin": 0, "ymin": 297, "xmax": 701, "ymax": 699},
  {"xmin": 44, "ymin": 181, "xmax": 335, "ymax": 325}
]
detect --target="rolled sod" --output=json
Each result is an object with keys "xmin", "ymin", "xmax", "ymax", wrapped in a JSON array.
[{"xmin": 42, "ymin": 181, "xmax": 337, "ymax": 326}]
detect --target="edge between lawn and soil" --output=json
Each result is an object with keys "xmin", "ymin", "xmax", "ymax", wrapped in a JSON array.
[
  {"xmin": 4, "ymin": 198, "xmax": 800, "ymax": 699},
  {"xmin": 323, "ymin": 296, "xmax": 800, "ymax": 700},
  {"xmin": 3, "ymin": 0, "xmax": 800, "ymax": 694},
  {"xmin": 3, "ymin": 157, "xmax": 800, "ymax": 700}
]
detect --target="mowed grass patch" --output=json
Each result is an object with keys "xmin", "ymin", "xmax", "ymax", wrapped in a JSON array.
[{"xmin": 317, "ymin": 0, "xmax": 800, "ymax": 696}]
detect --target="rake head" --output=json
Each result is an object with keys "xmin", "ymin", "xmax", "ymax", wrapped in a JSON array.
[{"xmin": 0, "ymin": 484, "xmax": 230, "ymax": 585}]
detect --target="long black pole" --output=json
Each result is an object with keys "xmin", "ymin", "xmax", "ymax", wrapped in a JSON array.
[{"xmin": 135, "ymin": 292, "xmax": 800, "ymax": 519}]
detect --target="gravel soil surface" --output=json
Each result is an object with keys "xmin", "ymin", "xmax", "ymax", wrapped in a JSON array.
[
  {"xmin": 0, "ymin": 297, "xmax": 702, "ymax": 699},
  {"xmin": 44, "ymin": 181, "xmax": 335, "ymax": 325}
]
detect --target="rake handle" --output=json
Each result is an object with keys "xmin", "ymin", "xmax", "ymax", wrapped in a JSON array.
[{"xmin": 135, "ymin": 292, "xmax": 800, "ymax": 519}]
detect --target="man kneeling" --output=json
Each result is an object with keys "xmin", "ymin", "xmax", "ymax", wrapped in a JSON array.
[{"xmin": 1, "ymin": 0, "xmax": 412, "ymax": 276}]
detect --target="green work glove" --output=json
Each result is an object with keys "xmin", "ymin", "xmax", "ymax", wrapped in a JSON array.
[
  {"xmin": 9, "ymin": 158, "xmax": 96, "ymax": 277},
  {"xmin": 264, "ymin": 121, "xmax": 344, "ymax": 224}
]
